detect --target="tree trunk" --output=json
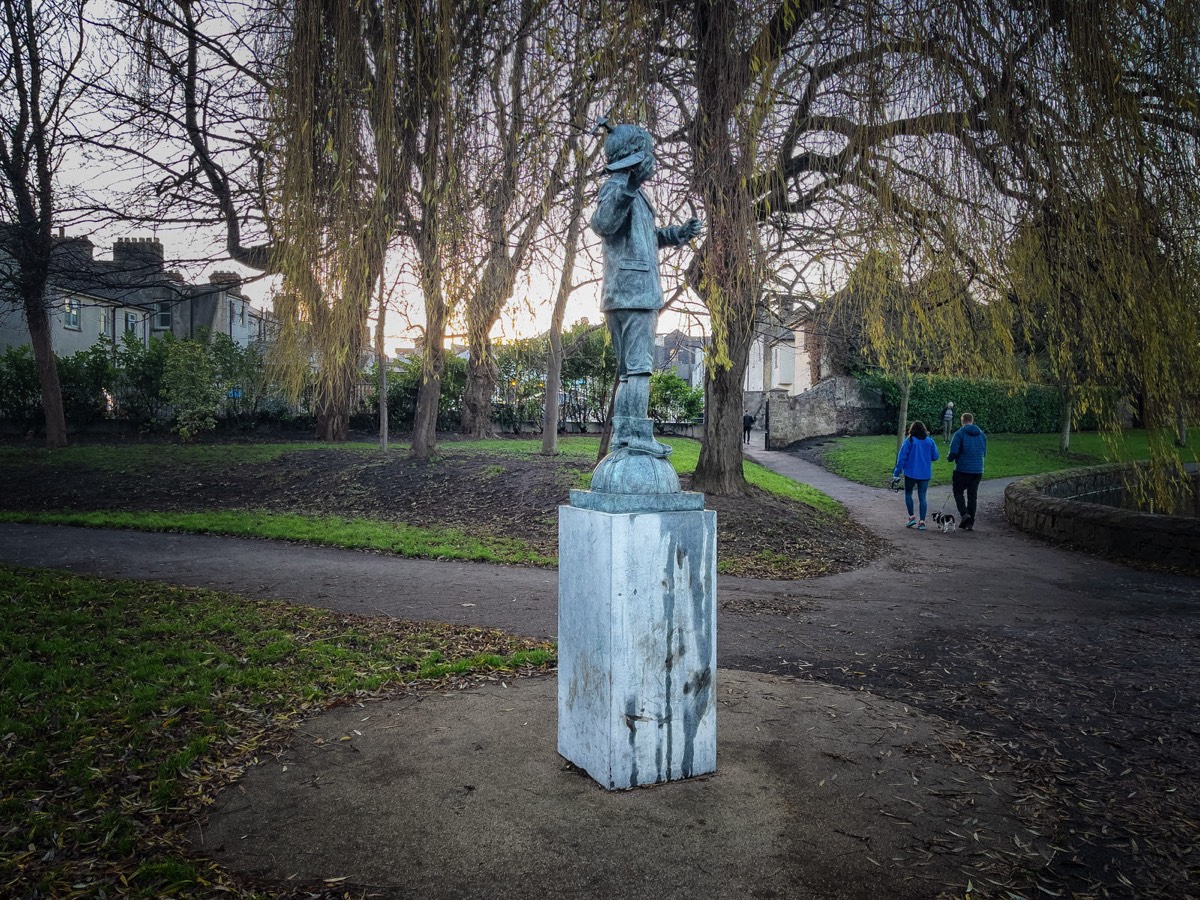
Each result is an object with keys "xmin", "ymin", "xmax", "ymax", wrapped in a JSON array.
[
  {"xmin": 896, "ymin": 373, "xmax": 912, "ymax": 451},
  {"xmin": 597, "ymin": 376, "xmax": 619, "ymax": 461},
  {"xmin": 686, "ymin": 0, "xmax": 761, "ymax": 495},
  {"xmin": 25, "ymin": 300, "xmax": 68, "ymax": 448},
  {"xmin": 411, "ymin": 200, "xmax": 450, "ymax": 459},
  {"xmin": 693, "ymin": 357, "xmax": 750, "ymax": 494},
  {"xmin": 1176, "ymin": 406, "xmax": 1188, "ymax": 449},
  {"xmin": 462, "ymin": 350, "xmax": 498, "ymax": 438},
  {"xmin": 542, "ymin": 337, "xmax": 563, "ymax": 455},
  {"xmin": 541, "ymin": 153, "xmax": 588, "ymax": 455},
  {"xmin": 1059, "ymin": 391, "xmax": 1073, "ymax": 452},
  {"xmin": 412, "ymin": 366, "xmax": 442, "ymax": 458},
  {"xmin": 378, "ymin": 362, "xmax": 389, "ymax": 451},
  {"xmin": 315, "ymin": 361, "xmax": 354, "ymax": 441},
  {"xmin": 376, "ymin": 281, "xmax": 388, "ymax": 452},
  {"xmin": 312, "ymin": 314, "xmax": 365, "ymax": 442},
  {"xmin": 316, "ymin": 407, "xmax": 348, "ymax": 441}
]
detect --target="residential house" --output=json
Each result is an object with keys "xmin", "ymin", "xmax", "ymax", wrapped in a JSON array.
[
  {"xmin": 744, "ymin": 298, "xmax": 843, "ymax": 395},
  {"xmin": 654, "ymin": 329, "xmax": 706, "ymax": 388},
  {"xmin": 0, "ymin": 231, "xmax": 269, "ymax": 356}
]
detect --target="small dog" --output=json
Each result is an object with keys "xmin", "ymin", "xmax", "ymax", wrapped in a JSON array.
[{"xmin": 930, "ymin": 511, "xmax": 957, "ymax": 533}]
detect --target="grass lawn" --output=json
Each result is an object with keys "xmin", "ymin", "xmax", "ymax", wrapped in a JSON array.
[
  {"xmin": 0, "ymin": 565, "xmax": 554, "ymax": 898},
  {"xmin": 0, "ymin": 508, "xmax": 558, "ymax": 567},
  {"xmin": 0, "ymin": 440, "xmax": 373, "ymax": 472},
  {"xmin": 820, "ymin": 429, "xmax": 1200, "ymax": 487},
  {"xmin": 0, "ymin": 436, "xmax": 843, "ymax": 558},
  {"xmin": 0, "ymin": 435, "xmax": 596, "ymax": 473},
  {"xmin": 569, "ymin": 435, "xmax": 841, "ymax": 515},
  {"xmin": 658, "ymin": 437, "xmax": 843, "ymax": 515}
]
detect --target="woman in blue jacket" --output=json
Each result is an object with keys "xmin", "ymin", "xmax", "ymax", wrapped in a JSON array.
[{"xmin": 893, "ymin": 420, "xmax": 939, "ymax": 530}]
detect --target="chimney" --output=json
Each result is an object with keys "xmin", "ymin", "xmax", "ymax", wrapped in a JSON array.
[
  {"xmin": 51, "ymin": 234, "xmax": 95, "ymax": 269},
  {"xmin": 112, "ymin": 237, "xmax": 165, "ymax": 273},
  {"xmin": 210, "ymin": 271, "xmax": 246, "ymax": 298}
]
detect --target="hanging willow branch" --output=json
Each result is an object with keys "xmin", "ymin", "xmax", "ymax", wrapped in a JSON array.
[{"xmin": 268, "ymin": 0, "xmax": 395, "ymax": 440}]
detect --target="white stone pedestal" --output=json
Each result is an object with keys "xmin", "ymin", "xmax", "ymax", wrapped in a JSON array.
[{"xmin": 557, "ymin": 503, "xmax": 717, "ymax": 790}]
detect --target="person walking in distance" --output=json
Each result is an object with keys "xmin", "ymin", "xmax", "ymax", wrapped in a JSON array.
[
  {"xmin": 948, "ymin": 412, "xmax": 987, "ymax": 531},
  {"xmin": 892, "ymin": 420, "xmax": 939, "ymax": 531},
  {"xmin": 743, "ymin": 412, "xmax": 755, "ymax": 444},
  {"xmin": 941, "ymin": 401, "xmax": 955, "ymax": 442}
]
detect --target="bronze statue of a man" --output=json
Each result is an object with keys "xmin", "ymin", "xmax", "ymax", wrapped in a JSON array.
[{"xmin": 591, "ymin": 121, "xmax": 701, "ymax": 458}]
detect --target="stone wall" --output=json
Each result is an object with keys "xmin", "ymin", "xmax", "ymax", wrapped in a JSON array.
[
  {"xmin": 1004, "ymin": 464, "xmax": 1200, "ymax": 571},
  {"xmin": 766, "ymin": 375, "xmax": 888, "ymax": 449},
  {"xmin": 742, "ymin": 391, "xmax": 766, "ymax": 422}
]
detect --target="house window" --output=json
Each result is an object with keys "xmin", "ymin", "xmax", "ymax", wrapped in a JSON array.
[
  {"xmin": 125, "ymin": 312, "xmax": 139, "ymax": 334},
  {"xmin": 226, "ymin": 300, "xmax": 246, "ymax": 334},
  {"xmin": 154, "ymin": 301, "xmax": 172, "ymax": 330},
  {"xmin": 64, "ymin": 297, "xmax": 81, "ymax": 330},
  {"xmin": 100, "ymin": 307, "xmax": 113, "ymax": 336}
]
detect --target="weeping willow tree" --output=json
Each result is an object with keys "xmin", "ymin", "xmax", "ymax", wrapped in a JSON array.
[
  {"xmin": 819, "ymin": 236, "xmax": 1016, "ymax": 450},
  {"xmin": 595, "ymin": 0, "xmax": 1197, "ymax": 495},
  {"xmin": 270, "ymin": 0, "xmax": 396, "ymax": 441},
  {"xmin": 1007, "ymin": 182, "xmax": 1200, "ymax": 491},
  {"xmin": 999, "ymin": 0, "xmax": 1200, "ymax": 496},
  {"xmin": 268, "ymin": 0, "xmax": 487, "ymax": 451},
  {"xmin": 398, "ymin": 0, "xmax": 489, "ymax": 458}
]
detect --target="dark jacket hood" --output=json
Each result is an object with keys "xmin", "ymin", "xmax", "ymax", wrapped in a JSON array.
[{"xmin": 961, "ymin": 424, "xmax": 983, "ymax": 436}]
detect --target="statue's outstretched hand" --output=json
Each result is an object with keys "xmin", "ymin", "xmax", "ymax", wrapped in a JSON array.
[{"xmin": 681, "ymin": 218, "xmax": 703, "ymax": 241}]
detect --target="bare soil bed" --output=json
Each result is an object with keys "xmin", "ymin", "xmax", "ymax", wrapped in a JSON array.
[{"xmin": 0, "ymin": 437, "xmax": 884, "ymax": 579}]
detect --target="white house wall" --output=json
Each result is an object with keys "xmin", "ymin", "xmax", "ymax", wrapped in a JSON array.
[
  {"xmin": 793, "ymin": 329, "xmax": 814, "ymax": 394},
  {"xmin": 770, "ymin": 340, "xmax": 795, "ymax": 392},
  {"xmin": 1, "ymin": 289, "xmax": 256, "ymax": 361},
  {"xmin": 0, "ymin": 291, "xmax": 148, "ymax": 355},
  {"xmin": 742, "ymin": 337, "xmax": 765, "ymax": 391}
]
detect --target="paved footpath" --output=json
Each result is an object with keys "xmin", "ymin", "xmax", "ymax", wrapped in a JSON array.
[
  {"xmin": 3, "ymin": 439, "xmax": 1195, "ymax": 669},
  {"xmin": 2, "ymin": 439, "xmax": 1198, "ymax": 899}
]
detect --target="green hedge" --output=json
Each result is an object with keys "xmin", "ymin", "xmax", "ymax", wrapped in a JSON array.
[{"xmin": 858, "ymin": 372, "xmax": 1095, "ymax": 434}]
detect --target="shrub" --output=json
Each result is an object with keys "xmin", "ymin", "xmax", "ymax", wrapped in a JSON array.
[
  {"xmin": 649, "ymin": 370, "xmax": 704, "ymax": 426},
  {"xmin": 0, "ymin": 344, "xmax": 42, "ymax": 431},
  {"xmin": 208, "ymin": 333, "xmax": 271, "ymax": 426},
  {"xmin": 860, "ymin": 372, "xmax": 1067, "ymax": 434},
  {"xmin": 376, "ymin": 354, "xmax": 467, "ymax": 432},
  {"xmin": 114, "ymin": 333, "xmax": 172, "ymax": 430},
  {"xmin": 163, "ymin": 339, "xmax": 223, "ymax": 441},
  {"xmin": 57, "ymin": 342, "xmax": 115, "ymax": 426}
]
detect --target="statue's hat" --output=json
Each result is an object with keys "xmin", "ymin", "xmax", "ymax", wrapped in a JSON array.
[{"xmin": 597, "ymin": 118, "xmax": 652, "ymax": 173}]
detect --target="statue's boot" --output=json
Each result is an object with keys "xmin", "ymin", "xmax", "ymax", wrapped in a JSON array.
[{"xmin": 612, "ymin": 416, "xmax": 672, "ymax": 458}]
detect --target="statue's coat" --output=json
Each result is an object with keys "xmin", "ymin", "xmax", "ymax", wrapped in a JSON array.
[{"xmin": 591, "ymin": 178, "xmax": 693, "ymax": 311}]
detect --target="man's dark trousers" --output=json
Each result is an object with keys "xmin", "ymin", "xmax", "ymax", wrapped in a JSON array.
[{"xmin": 952, "ymin": 470, "xmax": 982, "ymax": 520}]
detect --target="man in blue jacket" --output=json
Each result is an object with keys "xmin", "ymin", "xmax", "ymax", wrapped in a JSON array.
[
  {"xmin": 948, "ymin": 412, "xmax": 987, "ymax": 531},
  {"xmin": 591, "ymin": 121, "xmax": 702, "ymax": 458}
]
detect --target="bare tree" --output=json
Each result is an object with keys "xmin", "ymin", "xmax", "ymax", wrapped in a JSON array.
[
  {"xmin": 394, "ymin": 0, "xmax": 489, "ymax": 458},
  {"xmin": 454, "ymin": 0, "xmax": 599, "ymax": 438},
  {"xmin": 0, "ymin": 0, "xmax": 89, "ymax": 448},
  {"xmin": 540, "ymin": 136, "xmax": 599, "ymax": 455},
  {"xmin": 96, "ymin": 1, "xmax": 278, "ymax": 267}
]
